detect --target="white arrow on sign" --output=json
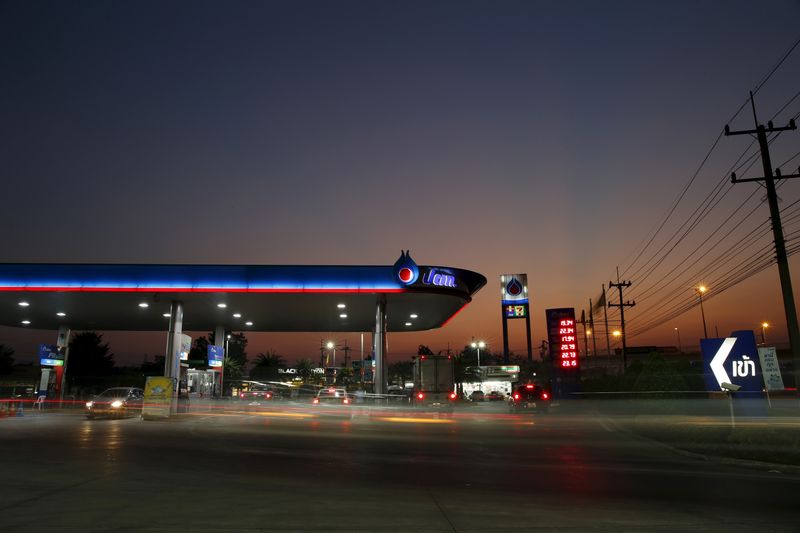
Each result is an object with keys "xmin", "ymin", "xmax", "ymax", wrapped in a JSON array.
[{"xmin": 710, "ymin": 337, "xmax": 736, "ymax": 389}]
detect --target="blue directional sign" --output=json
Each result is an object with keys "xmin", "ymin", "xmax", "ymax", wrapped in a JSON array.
[
  {"xmin": 38, "ymin": 344, "xmax": 63, "ymax": 366},
  {"xmin": 701, "ymin": 330, "xmax": 763, "ymax": 392},
  {"xmin": 208, "ymin": 345, "xmax": 224, "ymax": 368}
]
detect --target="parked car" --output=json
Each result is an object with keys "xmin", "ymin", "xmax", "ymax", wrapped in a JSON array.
[
  {"xmin": 85, "ymin": 387, "xmax": 144, "ymax": 419},
  {"xmin": 312, "ymin": 387, "xmax": 351, "ymax": 405},
  {"xmin": 486, "ymin": 391, "xmax": 505, "ymax": 402},
  {"xmin": 469, "ymin": 390, "xmax": 485, "ymax": 402},
  {"xmin": 509, "ymin": 383, "xmax": 551, "ymax": 413}
]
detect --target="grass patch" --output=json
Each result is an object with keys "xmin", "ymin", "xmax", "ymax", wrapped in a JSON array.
[{"xmin": 630, "ymin": 418, "xmax": 800, "ymax": 466}]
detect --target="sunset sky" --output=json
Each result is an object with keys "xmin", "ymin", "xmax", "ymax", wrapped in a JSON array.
[{"xmin": 3, "ymin": 1, "xmax": 800, "ymax": 365}]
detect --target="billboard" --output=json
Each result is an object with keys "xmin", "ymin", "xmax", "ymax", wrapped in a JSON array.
[{"xmin": 142, "ymin": 376, "xmax": 175, "ymax": 420}]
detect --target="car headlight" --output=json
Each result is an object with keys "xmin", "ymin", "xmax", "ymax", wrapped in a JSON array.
[
  {"xmin": 85, "ymin": 401, "xmax": 94, "ymax": 408},
  {"xmin": 111, "ymin": 400, "xmax": 123, "ymax": 408}
]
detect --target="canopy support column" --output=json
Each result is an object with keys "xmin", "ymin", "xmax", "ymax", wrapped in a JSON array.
[
  {"xmin": 215, "ymin": 325, "xmax": 225, "ymax": 397},
  {"xmin": 374, "ymin": 295, "xmax": 387, "ymax": 395},
  {"xmin": 164, "ymin": 301, "xmax": 184, "ymax": 411}
]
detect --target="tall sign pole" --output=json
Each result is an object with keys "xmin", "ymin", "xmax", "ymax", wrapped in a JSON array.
[
  {"xmin": 725, "ymin": 93, "xmax": 800, "ymax": 397},
  {"xmin": 500, "ymin": 274, "xmax": 531, "ymax": 363}
]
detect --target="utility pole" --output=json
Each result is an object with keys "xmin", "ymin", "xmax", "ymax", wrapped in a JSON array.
[
  {"xmin": 580, "ymin": 310, "xmax": 589, "ymax": 357},
  {"xmin": 342, "ymin": 340, "xmax": 351, "ymax": 368},
  {"xmin": 601, "ymin": 284, "xmax": 611, "ymax": 357},
  {"xmin": 608, "ymin": 274, "xmax": 635, "ymax": 371},
  {"xmin": 589, "ymin": 298, "xmax": 598, "ymax": 358},
  {"xmin": 726, "ymin": 92, "xmax": 800, "ymax": 397}
]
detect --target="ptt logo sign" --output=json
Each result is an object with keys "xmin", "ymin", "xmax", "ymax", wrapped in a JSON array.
[
  {"xmin": 393, "ymin": 250, "xmax": 419, "ymax": 285},
  {"xmin": 422, "ymin": 268, "xmax": 457, "ymax": 288},
  {"xmin": 701, "ymin": 330, "xmax": 762, "ymax": 392}
]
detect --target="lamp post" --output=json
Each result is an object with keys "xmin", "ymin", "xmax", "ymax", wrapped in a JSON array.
[
  {"xmin": 761, "ymin": 322, "xmax": 769, "ymax": 345},
  {"xmin": 674, "ymin": 327, "xmax": 682, "ymax": 353},
  {"xmin": 326, "ymin": 341, "xmax": 336, "ymax": 368},
  {"xmin": 695, "ymin": 286, "xmax": 708, "ymax": 339},
  {"xmin": 470, "ymin": 340, "xmax": 486, "ymax": 367}
]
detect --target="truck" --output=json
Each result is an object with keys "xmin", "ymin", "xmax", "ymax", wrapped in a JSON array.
[{"xmin": 412, "ymin": 355, "xmax": 457, "ymax": 409}]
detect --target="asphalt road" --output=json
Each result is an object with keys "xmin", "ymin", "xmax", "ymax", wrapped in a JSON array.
[{"xmin": 1, "ymin": 402, "xmax": 798, "ymax": 532}]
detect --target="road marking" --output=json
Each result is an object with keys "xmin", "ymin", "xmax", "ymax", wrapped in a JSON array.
[
  {"xmin": 376, "ymin": 417, "xmax": 455, "ymax": 424},
  {"xmin": 597, "ymin": 418, "xmax": 614, "ymax": 432}
]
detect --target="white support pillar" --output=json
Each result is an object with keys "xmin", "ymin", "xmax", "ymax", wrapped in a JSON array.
[
  {"xmin": 374, "ymin": 296, "xmax": 387, "ymax": 395},
  {"xmin": 164, "ymin": 300, "xmax": 184, "ymax": 382},
  {"xmin": 57, "ymin": 326, "xmax": 71, "ymax": 402},
  {"xmin": 215, "ymin": 325, "xmax": 225, "ymax": 397}
]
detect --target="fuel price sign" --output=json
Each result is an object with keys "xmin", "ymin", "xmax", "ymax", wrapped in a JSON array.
[{"xmin": 545, "ymin": 308, "xmax": 579, "ymax": 370}]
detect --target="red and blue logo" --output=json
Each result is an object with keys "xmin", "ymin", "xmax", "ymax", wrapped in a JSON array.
[{"xmin": 393, "ymin": 250, "xmax": 419, "ymax": 286}]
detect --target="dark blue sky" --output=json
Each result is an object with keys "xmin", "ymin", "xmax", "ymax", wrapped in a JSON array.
[{"xmin": 3, "ymin": 1, "xmax": 800, "ymax": 364}]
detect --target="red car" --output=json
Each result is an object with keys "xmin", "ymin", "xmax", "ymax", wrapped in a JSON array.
[
  {"xmin": 509, "ymin": 383, "xmax": 550, "ymax": 413},
  {"xmin": 239, "ymin": 389, "xmax": 276, "ymax": 402}
]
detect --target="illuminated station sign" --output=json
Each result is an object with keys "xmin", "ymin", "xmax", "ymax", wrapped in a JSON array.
[{"xmin": 545, "ymin": 308, "xmax": 579, "ymax": 370}]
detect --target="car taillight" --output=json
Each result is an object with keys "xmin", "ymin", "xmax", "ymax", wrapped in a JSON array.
[
  {"xmin": 240, "ymin": 393, "xmax": 245, "ymax": 399},
  {"xmin": 541, "ymin": 392, "xmax": 549, "ymax": 400},
  {"xmin": 449, "ymin": 392, "xmax": 457, "ymax": 400},
  {"xmin": 417, "ymin": 393, "xmax": 424, "ymax": 400},
  {"xmin": 343, "ymin": 398, "xmax": 350, "ymax": 404},
  {"xmin": 513, "ymin": 393, "xmax": 520, "ymax": 400},
  {"xmin": 266, "ymin": 393, "xmax": 272, "ymax": 399},
  {"xmin": 312, "ymin": 398, "xmax": 319, "ymax": 404}
]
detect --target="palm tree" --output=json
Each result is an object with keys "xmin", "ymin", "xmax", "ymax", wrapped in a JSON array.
[
  {"xmin": 295, "ymin": 358, "xmax": 316, "ymax": 383},
  {"xmin": 250, "ymin": 351, "xmax": 286, "ymax": 380}
]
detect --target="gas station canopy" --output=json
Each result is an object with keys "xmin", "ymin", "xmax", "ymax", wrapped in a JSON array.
[{"xmin": 0, "ymin": 258, "xmax": 486, "ymax": 332}]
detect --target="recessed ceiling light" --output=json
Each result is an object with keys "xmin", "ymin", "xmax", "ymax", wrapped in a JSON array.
[
  {"xmin": 18, "ymin": 301, "xmax": 30, "ymax": 307},
  {"xmin": 339, "ymin": 314, "xmax": 348, "ymax": 319},
  {"xmin": 337, "ymin": 303, "xmax": 346, "ymax": 309},
  {"xmin": 404, "ymin": 322, "xmax": 412, "ymax": 326},
  {"xmin": 56, "ymin": 312, "xmax": 66, "ymax": 317},
  {"xmin": 163, "ymin": 313, "xmax": 171, "ymax": 318},
  {"xmin": 138, "ymin": 302, "xmax": 149, "ymax": 308},
  {"xmin": 410, "ymin": 314, "xmax": 418, "ymax": 319},
  {"xmin": 217, "ymin": 303, "xmax": 227, "ymax": 308},
  {"xmin": 245, "ymin": 321, "xmax": 253, "ymax": 326},
  {"xmin": 233, "ymin": 313, "xmax": 242, "ymax": 318},
  {"xmin": 21, "ymin": 320, "xmax": 31, "ymax": 325}
]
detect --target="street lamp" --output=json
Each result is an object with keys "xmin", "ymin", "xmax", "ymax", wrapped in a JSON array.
[
  {"xmin": 674, "ymin": 327, "xmax": 682, "ymax": 353},
  {"xmin": 695, "ymin": 285, "xmax": 708, "ymax": 339},
  {"xmin": 326, "ymin": 341, "xmax": 336, "ymax": 367},
  {"xmin": 612, "ymin": 330, "xmax": 621, "ymax": 338},
  {"xmin": 761, "ymin": 322, "xmax": 769, "ymax": 345},
  {"xmin": 470, "ymin": 340, "xmax": 486, "ymax": 367}
]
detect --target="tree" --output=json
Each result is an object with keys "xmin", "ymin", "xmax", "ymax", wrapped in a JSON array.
[
  {"xmin": 67, "ymin": 332, "xmax": 114, "ymax": 387},
  {"xmin": 208, "ymin": 331, "xmax": 248, "ymax": 388},
  {"xmin": 141, "ymin": 355, "xmax": 165, "ymax": 376},
  {"xmin": 335, "ymin": 367, "xmax": 355, "ymax": 386},
  {"xmin": 250, "ymin": 351, "xmax": 286, "ymax": 381},
  {"xmin": 388, "ymin": 360, "xmax": 413, "ymax": 385},
  {"xmin": 418, "ymin": 345, "xmax": 434, "ymax": 356},
  {"xmin": 188, "ymin": 336, "xmax": 211, "ymax": 368},
  {"xmin": 0, "ymin": 344, "xmax": 14, "ymax": 375},
  {"xmin": 296, "ymin": 358, "xmax": 316, "ymax": 383},
  {"xmin": 210, "ymin": 331, "xmax": 248, "ymax": 369}
]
